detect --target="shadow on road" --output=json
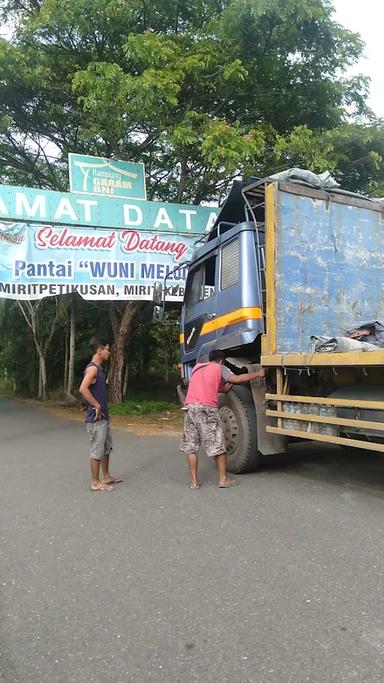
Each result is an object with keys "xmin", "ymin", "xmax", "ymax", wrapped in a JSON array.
[{"xmin": 256, "ymin": 441, "xmax": 384, "ymax": 494}]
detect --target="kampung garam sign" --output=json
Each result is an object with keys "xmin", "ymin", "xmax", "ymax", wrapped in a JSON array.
[{"xmin": 68, "ymin": 154, "xmax": 147, "ymax": 200}]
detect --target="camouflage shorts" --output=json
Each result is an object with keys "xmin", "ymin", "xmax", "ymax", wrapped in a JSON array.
[{"xmin": 179, "ymin": 404, "xmax": 226, "ymax": 458}]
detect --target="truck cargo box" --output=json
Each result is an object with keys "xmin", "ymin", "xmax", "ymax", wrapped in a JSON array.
[{"xmin": 261, "ymin": 181, "xmax": 384, "ymax": 365}]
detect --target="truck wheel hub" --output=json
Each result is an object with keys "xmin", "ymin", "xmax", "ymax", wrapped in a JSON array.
[{"xmin": 220, "ymin": 406, "xmax": 239, "ymax": 454}]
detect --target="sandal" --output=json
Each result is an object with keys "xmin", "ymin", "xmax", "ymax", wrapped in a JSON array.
[
  {"xmin": 218, "ymin": 479, "xmax": 237, "ymax": 488},
  {"xmin": 90, "ymin": 484, "xmax": 114, "ymax": 492}
]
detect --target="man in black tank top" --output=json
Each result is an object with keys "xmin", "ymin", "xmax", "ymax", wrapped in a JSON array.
[{"xmin": 79, "ymin": 337, "xmax": 123, "ymax": 492}]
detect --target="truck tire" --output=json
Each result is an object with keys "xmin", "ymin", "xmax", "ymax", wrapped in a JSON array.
[{"xmin": 219, "ymin": 385, "xmax": 263, "ymax": 473}]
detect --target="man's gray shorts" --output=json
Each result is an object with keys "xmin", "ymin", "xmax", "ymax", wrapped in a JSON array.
[
  {"xmin": 86, "ymin": 419, "xmax": 113, "ymax": 459},
  {"xmin": 179, "ymin": 404, "xmax": 226, "ymax": 457}
]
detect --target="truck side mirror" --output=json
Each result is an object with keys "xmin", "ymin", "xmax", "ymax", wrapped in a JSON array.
[
  {"xmin": 153, "ymin": 281, "xmax": 163, "ymax": 305},
  {"xmin": 152, "ymin": 305, "xmax": 164, "ymax": 323}
]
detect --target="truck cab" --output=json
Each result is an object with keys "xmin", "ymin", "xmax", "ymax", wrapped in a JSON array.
[
  {"xmin": 181, "ymin": 221, "xmax": 263, "ymax": 372},
  {"xmin": 179, "ymin": 180, "xmax": 283, "ymax": 473}
]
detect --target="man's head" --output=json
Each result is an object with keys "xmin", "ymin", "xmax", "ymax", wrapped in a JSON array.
[
  {"xmin": 89, "ymin": 336, "xmax": 111, "ymax": 363},
  {"xmin": 209, "ymin": 349, "xmax": 226, "ymax": 364}
]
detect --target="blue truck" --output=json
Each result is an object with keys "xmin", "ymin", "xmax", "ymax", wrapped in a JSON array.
[{"xmin": 158, "ymin": 176, "xmax": 384, "ymax": 473}]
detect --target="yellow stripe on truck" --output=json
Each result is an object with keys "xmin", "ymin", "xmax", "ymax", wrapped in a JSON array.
[{"xmin": 179, "ymin": 306, "xmax": 262, "ymax": 345}]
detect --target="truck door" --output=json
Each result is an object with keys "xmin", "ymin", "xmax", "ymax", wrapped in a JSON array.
[{"xmin": 182, "ymin": 252, "xmax": 218, "ymax": 359}]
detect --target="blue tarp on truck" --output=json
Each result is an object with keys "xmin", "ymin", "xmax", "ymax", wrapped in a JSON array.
[{"xmin": 273, "ymin": 183, "xmax": 384, "ymax": 353}]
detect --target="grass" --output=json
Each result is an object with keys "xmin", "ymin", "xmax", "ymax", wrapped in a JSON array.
[
  {"xmin": 0, "ymin": 380, "xmax": 184, "ymax": 433},
  {"xmin": 0, "ymin": 378, "xmax": 182, "ymax": 424},
  {"xmin": 110, "ymin": 398, "xmax": 179, "ymax": 416},
  {"xmin": 108, "ymin": 381, "xmax": 181, "ymax": 417}
]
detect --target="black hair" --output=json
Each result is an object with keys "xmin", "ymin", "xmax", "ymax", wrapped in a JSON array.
[
  {"xmin": 209, "ymin": 349, "xmax": 225, "ymax": 362},
  {"xmin": 89, "ymin": 336, "xmax": 109, "ymax": 354}
]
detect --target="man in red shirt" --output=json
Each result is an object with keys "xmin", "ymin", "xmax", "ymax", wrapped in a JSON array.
[{"xmin": 180, "ymin": 350, "xmax": 265, "ymax": 489}]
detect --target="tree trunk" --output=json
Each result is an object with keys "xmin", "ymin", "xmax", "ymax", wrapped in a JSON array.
[
  {"xmin": 66, "ymin": 297, "xmax": 76, "ymax": 403},
  {"xmin": 17, "ymin": 298, "xmax": 61, "ymax": 402},
  {"xmin": 38, "ymin": 357, "xmax": 43, "ymax": 399},
  {"xmin": 38, "ymin": 351, "xmax": 48, "ymax": 401},
  {"xmin": 108, "ymin": 337, "xmax": 126, "ymax": 404},
  {"xmin": 64, "ymin": 324, "xmax": 69, "ymax": 391},
  {"xmin": 108, "ymin": 301, "xmax": 142, "ymax": 404},
  {"xmin": 123, "ymin": 364, "xmax": 129, "ymax": 399}
]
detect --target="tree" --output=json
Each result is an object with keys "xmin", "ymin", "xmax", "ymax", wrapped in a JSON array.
[
  {"xmin": 0, "ymin": 0, "xmax": 383, "ymax": 401},
  {"xmin": 15, "ymin": 297, "xmax": 66, "ymax": 399},
  {"xmin": 108, "ymin": 301, "xmax": 142, "ymax": 404},
  {"xmin": 0, "ymin": 0, "xmax": 372, "ymax": 200},
  {"xmin": 0, "ymin": 299, "xmax": 37, "ymax": 394},
  {"xmin": 328, "ymin": 123, "xmax": 384, "ymax": 196},
  {"xmin": 63, "ymin": 295, "xmax": 77, "ymax": 402}
]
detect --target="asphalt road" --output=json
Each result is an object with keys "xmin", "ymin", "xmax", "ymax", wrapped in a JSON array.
[{"xmin": 1, "ymin": 397, "xmax": 384, "ymax": 683}]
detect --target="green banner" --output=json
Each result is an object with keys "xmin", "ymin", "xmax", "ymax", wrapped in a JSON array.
[
  {"xmin": 68, "ymin": 153, "xmax": 146, "ymax": 200},
  {"xmin": 0, "ymin": 184, "xmax": 218, "ymax": 235}
]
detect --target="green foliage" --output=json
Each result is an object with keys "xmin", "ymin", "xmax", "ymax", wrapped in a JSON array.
[
  {"xmin": 0, "ymin": 0, "xmax": 378, "ymax": 200},
  {"xmin": 0, "ymin": 300, "xmax": 36, "ymax": 394},
  {"xmin": 274, "ymin": 125, "xmax": 336, "ymax": 173},
  {"xmin": 327, "ymin": 124, "xmax": 384, "ymax": 195},
  {"xmin": 110, "ymin": 399, "xmax": 178, "ymax": 416},
  {"xmin": 127, "ymin": 307, "xmax": 180, "ymax": 381},
  {"xmin": 201, "ymin": 121, "xmax": 265, "ymax": 172},
  {"xmin": 0, "ymin": 294, "xmax": 114, "ymax": 398}
]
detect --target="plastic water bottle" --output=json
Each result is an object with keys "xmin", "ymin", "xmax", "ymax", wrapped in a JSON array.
[
  {"xmin": 283, "ymin": 402, "xmax": 290, "ymax": 429},
  {"xmin": 291, "ymin": 402, "xmax": 301, "ymax": 431},
  {"xmin": 283, "ymin": 402, "xmax": 296, "ymax": 430},
  {"xmin": 307, "ymin": 403, "xmax": 319, "ymax": 433},
  {"xmin": 319, "ymin": 405, "xmax": 336, "ymax": 435},
  {"xmin": 318, "ymin": 405, "xmax": 327, "ymax": 434},
  {"xmin": 326, "ymin": 405, "xmax": 338, "ymax": 436},
  {"xmin": 299, "ymin": 403, "xmax": 309, "ymax": 432}
]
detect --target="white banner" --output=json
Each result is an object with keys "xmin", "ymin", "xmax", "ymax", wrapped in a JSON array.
[{"xmin": 0, "ymin": 222, "xmax": 196, "ymax": 301}]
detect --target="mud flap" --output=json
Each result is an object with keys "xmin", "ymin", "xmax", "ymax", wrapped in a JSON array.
[{"xmin": 247, "ymin": 364, "xmax": 287, "ymax": 456}]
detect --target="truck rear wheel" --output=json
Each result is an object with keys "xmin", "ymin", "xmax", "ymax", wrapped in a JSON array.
[{"xmin": 219, "ymin": 385, "xmax": 263, "ymax": 473}]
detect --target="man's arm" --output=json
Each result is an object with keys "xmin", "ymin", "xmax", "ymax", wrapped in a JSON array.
[
  {"xmin": 79, "ymin": 366, "xmax": 102, "ymax": 420},
  {"xmin": 226, "ymin": 368, "xmax": 265, "ymax": 384}
]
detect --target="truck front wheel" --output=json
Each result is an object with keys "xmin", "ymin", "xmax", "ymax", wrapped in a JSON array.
[{"xmin": 219, "ymin": 385, "xmax": 263, "ymax": 473}]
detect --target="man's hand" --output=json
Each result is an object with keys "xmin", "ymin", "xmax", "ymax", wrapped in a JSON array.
[
  {"xmin": 93, "ymin": 404, "xmax": 103, "ymax": 421},
  {"xmin": 222, "ymin": 382, "xmax": 233, "ymax": 393}
]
